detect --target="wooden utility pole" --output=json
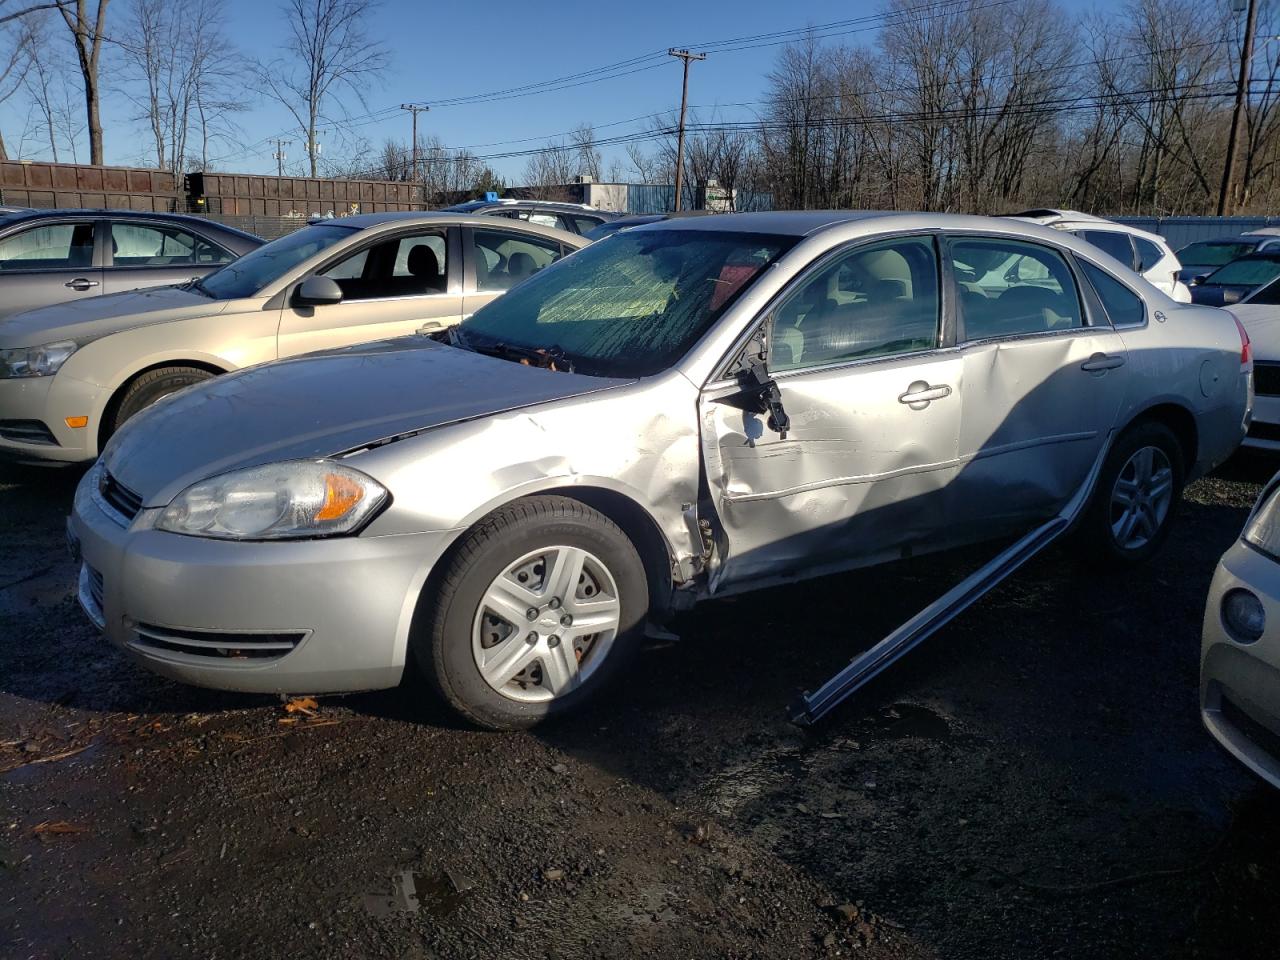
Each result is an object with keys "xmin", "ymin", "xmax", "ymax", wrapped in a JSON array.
[
  {"xmin": 400, "ymin": 102, "xmax": 429, "ymax": 191},
  {"xmin": 668, "ymin": 49, "xmax": 706, "ymax": 212},
  {"xmin": 273, "ymin": 139, "xmax": 291, "ymax": 178},
  {"xmin": 1219, "ymin": 0, "xmax": 1260, "ymax": 216}
]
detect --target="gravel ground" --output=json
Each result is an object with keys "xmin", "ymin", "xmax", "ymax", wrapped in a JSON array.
[{"xmin": 2, "ymin": 455, "xmax": 1279, "ymax": 960}]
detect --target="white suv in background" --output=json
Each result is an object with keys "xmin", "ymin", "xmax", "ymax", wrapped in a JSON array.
[{"xmin": 1012, "ymin": 210, "xmax": 1192, "ymax": 303}]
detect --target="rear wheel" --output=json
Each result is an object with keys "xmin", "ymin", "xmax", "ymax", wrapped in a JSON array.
[
  {"xmin": 112, "ymin": 365, "xmax": 215, "ymax": 434},
  {"xmin": 415, "ymin": 496, "xmax": 648, "ymax": 730},
  {"xmin": 1083, "ymin": 421, "xmax": 1185, "ymax": 565}
]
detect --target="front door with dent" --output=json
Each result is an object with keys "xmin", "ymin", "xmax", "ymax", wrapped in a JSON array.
[
  {"xmin": 278, "ymin": 227, "xmax": 463, "ymax": 355},
  {"xmin": 699, "ymin": 235, "xmax": 965, "ymax": 591}
]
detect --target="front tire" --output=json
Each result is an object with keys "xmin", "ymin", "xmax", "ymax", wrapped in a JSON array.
[
  {"xmin": 1083, "ymin": 421, "xmax": 1185, "ymax": 565},
  {"xmin": 415, "ymin": 496, "xmax": 649, "ymax": 730},
  {"xmin": 112, "ymin": 365, "xmax": 215, "ymax": 434}
]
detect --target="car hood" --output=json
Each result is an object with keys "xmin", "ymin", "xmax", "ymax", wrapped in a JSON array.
[
  {"xmin": 103, "ymin": 338, "xmax": 632, "ymax": 507},
  {"xmin": 0, "ymin": 286, "xmax": 229, "ymax": 347}
]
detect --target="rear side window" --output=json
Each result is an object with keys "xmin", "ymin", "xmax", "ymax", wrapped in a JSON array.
[
  {"xmin": 1080, "ymin": 261, "xmax": 1145, "ymax": 327},
  {"xmin": 1078, "ymin": 230, "xmax": 1136, "ymax": 270},
  {"xmin": 573, "ymin": 216, "xmax": 602, "ymax": 234},
  {"xmin": 111, "ymin": 222, "xmax": 231, "ymax": 266},
  {"xmin": 1134, "ymin": 237, "xmax": 1166, "ymax": 272},
  {"xmin": 0, "ymin": 222, "xmax": 95, "ymax": 270},
  {"xmin": 472, "ymin": 228, "xmax": 563, "ymax": 292},
  {"xmin": 951, "ymin": 238, "xmax": 1083, "ymax": 340}
]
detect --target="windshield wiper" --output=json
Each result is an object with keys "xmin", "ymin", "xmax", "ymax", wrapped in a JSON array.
[
  {"xmin": 469, "ymin": 338, "xmax": 577, "ymax": 373},
  {"xmin": 183, "ymin": 276, "xmax": 213, "ymax": 298}
]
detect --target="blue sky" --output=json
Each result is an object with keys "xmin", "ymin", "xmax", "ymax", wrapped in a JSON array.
[{"xmin": 9, "ymin": 0, "xmax": 1097, "ymax": 181}]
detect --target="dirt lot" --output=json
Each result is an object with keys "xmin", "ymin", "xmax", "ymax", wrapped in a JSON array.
[{"xmin": 3, "ymin": 455, "xmax": 1280, "ymax": 960}]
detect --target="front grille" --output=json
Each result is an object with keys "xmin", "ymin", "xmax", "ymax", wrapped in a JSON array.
[
  {"xmin": 99, "ymin": 471, "xmax": 143, "ymax": 521},
  {"xmin": 129, "ymin": 622, "xmax": 307, "ymax": 662},
  {"xmin": 1248, "ymin": 420, "xmax": 1280, "ymax": 443},
  {"xmin": 1255, "ymin": 362, "xmax": 1280, "ymax": 397},
  {"xmin": 0, "ymin": 419, "xmax": 57, "ymax": 445},
  {"xmin": 1221, "ymin": 694, "xmax": 1280, "ymax": 768}
]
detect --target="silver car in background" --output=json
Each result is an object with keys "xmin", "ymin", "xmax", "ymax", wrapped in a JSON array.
[
  {"xmin": 0, "ymin": 208, "xmax": 262, "ymax": 319},
  {"xmin": 1202, "ymin": 475, "xmax": 1280, "ymax": 789},
  {"xmin": 69, "ymin": 212, "xmax": 1249, "ymax": 729}
]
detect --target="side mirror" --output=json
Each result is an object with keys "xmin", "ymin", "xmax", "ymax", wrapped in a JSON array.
[
  {"xmin": 293, "ymin": 275, "xmax": 343, "ymax": 306},
  {"xmin": 1190, "ymin": 274, "xmax": 1209, "ymax": 287}
]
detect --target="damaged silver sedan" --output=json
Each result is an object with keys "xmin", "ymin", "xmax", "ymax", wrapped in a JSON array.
[{"xmin": 69, "ymin": 212, "xmax": 1251, "ymax": 729}]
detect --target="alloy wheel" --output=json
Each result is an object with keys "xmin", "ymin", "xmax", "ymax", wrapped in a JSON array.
[{"xmin": 1109, "ymin": 445, "xmax": 1174, "ymax": 551}]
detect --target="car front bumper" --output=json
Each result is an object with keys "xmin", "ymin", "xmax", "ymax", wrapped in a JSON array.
[
  {"xmin": 68, "ymin": 468, "xmax": 458, "ymax": 695},
  {"xmin": 1202, "ymin": 538, "xmax": 1280, "ymax": 789},
  {"xmin": 0, "ymin": 373, "xmax": 102, "ymax": 463}
]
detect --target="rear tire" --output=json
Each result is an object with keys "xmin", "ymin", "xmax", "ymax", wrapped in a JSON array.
[
  {"xmin": 111, "ymin": 366, "xmax": 215, "ymax": 434},
  {"xmin": 414, "ymin": 495, "xmax": 648, "ymax": 730},
  {"xmin": 1082, "ymin": 420, "xmax": 1185, "ymax": 565}
]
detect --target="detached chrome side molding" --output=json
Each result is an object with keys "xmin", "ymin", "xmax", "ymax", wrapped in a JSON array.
[{"xmin": 788, "ymin": 433, "xmax": 1113, "ymax": 726}]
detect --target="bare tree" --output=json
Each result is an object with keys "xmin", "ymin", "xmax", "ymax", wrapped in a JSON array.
[
  {"xmin": 56, "ymin": 0, "xmax": 108, "ymax": 165},
  {"xmin": 260, "ymin": 0, "xmax": 388, "ymax": 177},
  {"xmin": 118, "ymin": 0, "xmax": 245, "ymax": 172},
  {"xmin": 0, "ymin": 2, "xmax": 45, "ymax": 159}
]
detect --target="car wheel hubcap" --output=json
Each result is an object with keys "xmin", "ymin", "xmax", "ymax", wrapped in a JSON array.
[
  {"xmin": 472, "ymin": 545, "xmax": 620, "ymax": 703},
  {"xmin": 1109, "ymin": 445, "xmax": 1174, "ymax": 550}
]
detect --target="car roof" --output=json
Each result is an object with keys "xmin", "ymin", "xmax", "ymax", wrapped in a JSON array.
[
  {"xmin": 634, "ymin": 210, "xmax": 1104, "ymax": 241},
  {"xmin": 316, "ymin": 211, "xmax": 587, "ymax": 244}
]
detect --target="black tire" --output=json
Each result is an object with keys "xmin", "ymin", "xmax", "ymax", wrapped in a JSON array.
[
  {"xmin": 414, "ymin": 495, "xmax": 649, "ymax": 730},
  {"xmin": 1081, "ymin": 420, "xmax": 1185, "ymax": 566},
  {"xmin": 112, "ymin": 366, "xmax": 215, "ymax": 434}
]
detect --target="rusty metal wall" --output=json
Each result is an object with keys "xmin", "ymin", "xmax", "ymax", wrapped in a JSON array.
[
  {"xmin": 185, "ymin": 172, "xmax": 428, "ymax": 216},
  {"xmin": 0, "ymin": 161, "xmax": 180, "ymax": 211}
]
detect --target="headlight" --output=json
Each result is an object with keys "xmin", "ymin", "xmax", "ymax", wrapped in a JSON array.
[
  {"xmin": 0, "ymin": 340, "xmax": 78, "ymax": 378},
  {"xmin": 157, "ymin": 461, "xmax": 388, "ymax": 540},
  {"xmin": 1245, "ymin": 484, "xmax": 1280, "ymax": 557}
]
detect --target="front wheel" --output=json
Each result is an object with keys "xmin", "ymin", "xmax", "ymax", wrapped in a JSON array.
[
  {"xmin": 112, "ymin": 365, "xmax": 215, "ymax": 434},
  {"xmin": 415, "ymin": 496, "xmax": 649, "ymax": 730},
  {"xmin": 1082, "ymin": 421, "xmax": 1185, "ymax": 565}
]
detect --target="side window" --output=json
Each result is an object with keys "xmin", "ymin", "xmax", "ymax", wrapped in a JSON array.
[
  {"xmin": 573, "ymin": 216, "xmax": 601, "ymax": 234},
  {"xmin": 110, "ymin": 223, "xmax": 231, "ymax": 267},
  {"xmin": 950, "ymin": 238, "xmax": 1083, "ymax": 340},
  {"xmin": 473, "ymin": 228, "xmax": 563, "ymax": 292},
  {"xmin": 1079, "ymin": 261, "xmax": 1146, "ymax": 327},
  {"xmin": 1078, "ymin": 230, "xmax": 1136, "ymax": 270},
  {"xmin": 319, "ymin": 230, "xmax": 447, "ymax": 301},
  {"xmin": 1133, "ymin": 237, "xmax": 1166, "ymax": 273},
  {"xmin": 0, "ymin": 222, "xmax": 95, "ymax": 270},
  {"xmin": 768, "ymin": 236, "xmax": 940, "ymax": 372},
  {"xmin": 527, "ymin": 211, "xmax": 560, "ymax": 229}
]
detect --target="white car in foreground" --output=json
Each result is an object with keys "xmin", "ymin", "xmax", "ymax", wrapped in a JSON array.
[{"xmin": 1013, "ymin": 210, "xmax": 1192, "ymax": 303}]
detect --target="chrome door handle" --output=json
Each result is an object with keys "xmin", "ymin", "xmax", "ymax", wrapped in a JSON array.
[
  {"xmin": 65, "ymin": 278, "xmax": 99, "ymax": 291},
  {"xmin": 898, "ymin": 381, "xmax": 952, "ymax": 409},
  {"xmin": 1080, "ymin": 352, "xmax": 1125, "ymax": 372},
  {"xmin": 417, "ymin": 320, "xmax": 444, "ymax": 334}
]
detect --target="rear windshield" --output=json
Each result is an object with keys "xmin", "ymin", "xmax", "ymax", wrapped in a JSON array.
[
  {"xmin": 198, "ymin": 223, "xmax": 355, "ymax": 299},
  {"xmin": 1203, "ymin": 256, "xmax": 1280, "ymax": 287},
  {"xmin": 1177, "ymin": 240, "xmax": 1258, "ymax": 268},
  {"xmin": 459, "ymin": 229, "xmax": 795, "ymax": 377}
]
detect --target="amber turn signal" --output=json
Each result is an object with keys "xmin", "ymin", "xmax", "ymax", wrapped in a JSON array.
[{"xmin": 64, "ymin": 416, "xmax": 89, "ymax": 429}]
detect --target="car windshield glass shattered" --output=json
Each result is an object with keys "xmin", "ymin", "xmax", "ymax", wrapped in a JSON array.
[
  {"xmin": 197, "ymin": 223, "xmax": 355, "ymax": 299},
  {"xmin": 457, "ymin": 229, "xmax": 794, "ymax": 377},
  {"xmin": 1205, "ymin": 256, "xmax": 1280, "ymax": 287}
]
